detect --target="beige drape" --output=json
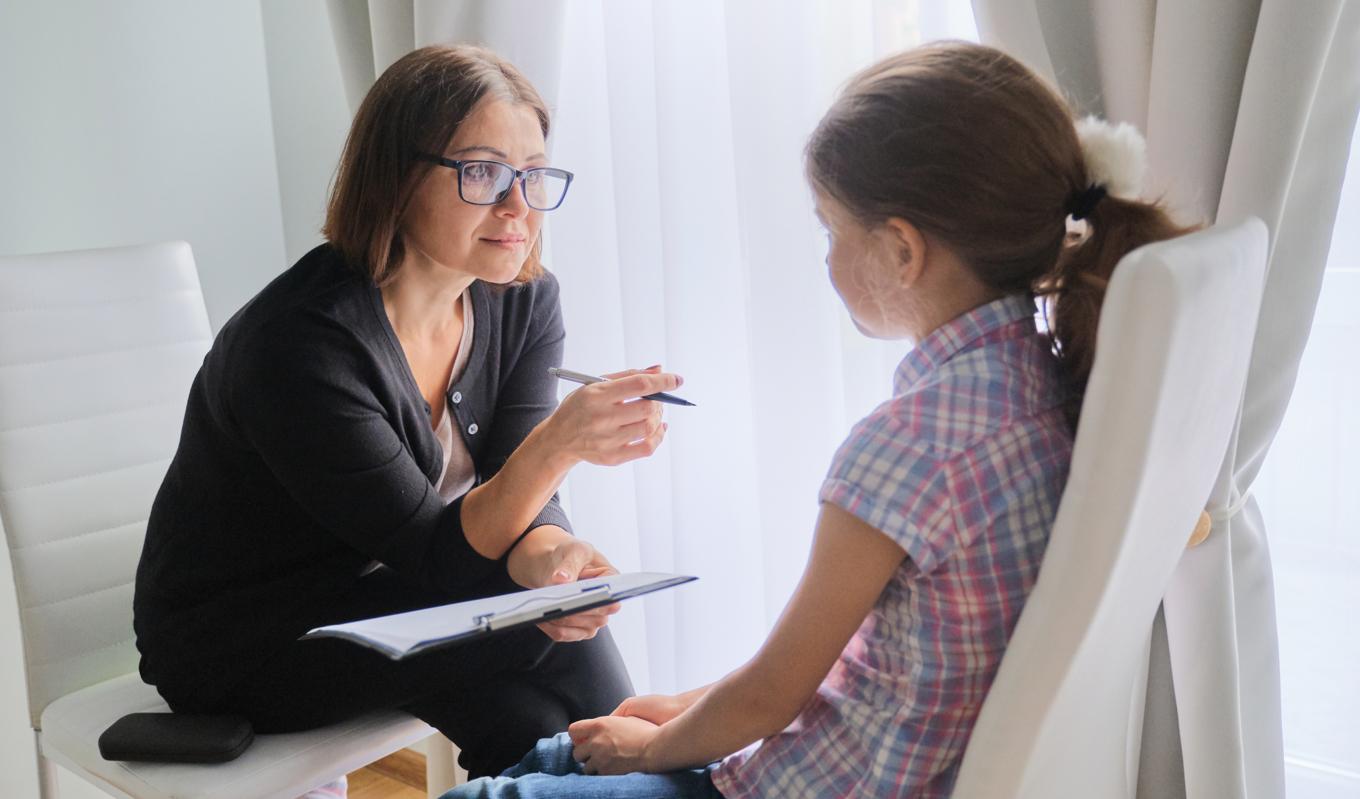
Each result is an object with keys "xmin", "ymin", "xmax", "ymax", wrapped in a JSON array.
[{"xmin": 972, "ymin": 1, "xmax": 1360, "ymax": 796}]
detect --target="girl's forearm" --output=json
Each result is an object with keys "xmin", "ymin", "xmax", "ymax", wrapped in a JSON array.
[
  {"xmin": 676, "ymin": 683, "xmax": 715, "ymax": 709},
  {"xmin": 460, "ymin": 422, "xmax": 577, "ymax": 559},
  {"xmin": 644, "ymin": 506, "xmax": 907, "ymax": 774},
  {"xmin": 644, "ymin": 664, "xmax": 796, "ymax": 772}
]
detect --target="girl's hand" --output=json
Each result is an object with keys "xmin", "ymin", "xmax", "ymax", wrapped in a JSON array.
[
  {"xmin": 507, "ymin": 533, "xmax": 622, "ymax": 642},
  {"xmin": 611, "ymin": 693, "xmax": 688, "ymax": 726},
  {"xmin": 539, "ymin": 365, "xmax": 680, "ymax": 468},
  {"xmin": 568, "ymin": 715, "xmax": 661, "ymax": 775}
]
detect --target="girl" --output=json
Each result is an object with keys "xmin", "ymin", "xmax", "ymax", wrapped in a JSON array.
[
  {"xmin": 133, "ymin": 44, "xmax": 681, "ymax": 785},
  {"xmin": 447, "ymin": 41, "xmax": 1188, "ymax": 798}
]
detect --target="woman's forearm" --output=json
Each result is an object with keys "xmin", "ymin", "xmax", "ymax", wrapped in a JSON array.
[
  {"xmin": 504, "ymin": 524, "xmax": 571, "ymax": 586},
  {"xmin": 459, "ymin": 369, "xmax": 679, "ymax": 559},
  {"xmin": 460, "ymin": 421, "xmax": 577, "ymax": 559}
]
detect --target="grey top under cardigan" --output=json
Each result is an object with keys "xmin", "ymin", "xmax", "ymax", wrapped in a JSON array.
[{"xmin": 133, "ymin": 243, "xmax": 571, "ymax": 706}]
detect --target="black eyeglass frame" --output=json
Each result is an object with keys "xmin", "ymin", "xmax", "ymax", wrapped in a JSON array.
[{"xmin": 415, "ymin": 154, "xmax": 575, "ymax": 211}]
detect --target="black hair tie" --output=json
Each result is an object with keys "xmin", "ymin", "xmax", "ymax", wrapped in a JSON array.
[{"xmin": 1066, "ymin": 184, "xmax": 1107, "ymax": 221}]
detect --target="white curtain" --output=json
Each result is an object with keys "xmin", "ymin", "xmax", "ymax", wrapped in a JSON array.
[
  {"xmin": 972, "ymin": 1, "xmax": 1360, "ymax": 797},
  {"xmin": 322, "ymin": 0, "xmax": 979, "ymax": 694},
  {"xmin": 1254, "ymin": 128, "xmax": 1360, "ymax": 797}
]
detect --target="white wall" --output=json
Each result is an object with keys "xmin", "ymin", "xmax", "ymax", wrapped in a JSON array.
[
  {"xmin": 0, "ymin": 2, "xmax": 349, "ymax": 795},
  {"xmin": 0, "ymin": 0, "xmax": 290, "ymax": 330}
]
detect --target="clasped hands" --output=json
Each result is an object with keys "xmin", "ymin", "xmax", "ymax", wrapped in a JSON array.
[{"xmin": 568, "ymin": 693, "xmax": 687, "ymax": 775}]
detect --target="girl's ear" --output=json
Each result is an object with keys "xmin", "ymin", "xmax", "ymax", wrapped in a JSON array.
[{"xmin": 883, "ymin": 217, "xmax": 927, "ymax": 289}]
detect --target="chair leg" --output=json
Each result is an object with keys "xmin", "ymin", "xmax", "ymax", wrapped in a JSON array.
[
  {"xmin": 425, "ymin": 733, "xmax": 466, "ymax": 798},
  {"xmin": 35, "ymin": 734, "xmax": 60, "ymax": 799}
]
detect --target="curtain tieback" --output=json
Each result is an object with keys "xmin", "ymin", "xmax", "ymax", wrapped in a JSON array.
[{"xmin": 1188, "ymin": 490, "xmax": 1254, "ymax": 548}]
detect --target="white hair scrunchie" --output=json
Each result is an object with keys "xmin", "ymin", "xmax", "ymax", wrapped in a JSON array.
[{"xmin": 1074, "ymin": 116, "xmax": 1147, "ymax": 200}]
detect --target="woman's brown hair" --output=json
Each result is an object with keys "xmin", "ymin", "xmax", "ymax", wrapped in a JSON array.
[
  {"xmin": 806, "ymin": 42, "xmax": 1193, "ymax": 428},
  {"xmin": 324, "ymin": 44, "xmax": 550, "ymax": 286}
]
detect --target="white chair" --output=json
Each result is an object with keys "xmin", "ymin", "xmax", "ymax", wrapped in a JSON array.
[
  {"xmin": 0, "ymin": 241, "xmax": 444, "ymax": 798},
  {"xmin": 952, "ymin": 218, "xmax": 1269, "ymax": 798}
]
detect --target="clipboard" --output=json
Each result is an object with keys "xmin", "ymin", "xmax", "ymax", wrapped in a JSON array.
[{"xmin": 302, "ymin": 572, "xmax": 696, "ymax": 660}]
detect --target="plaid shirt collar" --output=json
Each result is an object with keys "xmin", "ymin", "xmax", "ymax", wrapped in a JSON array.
[{"xmin": 894, "ymin": 294, "xmax": 1038, "ymax": 394}]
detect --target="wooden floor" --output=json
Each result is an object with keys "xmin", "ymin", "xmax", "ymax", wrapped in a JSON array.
[{"xmin": 348, "ymin": 749, "xmax": 427, "ymax": 799}]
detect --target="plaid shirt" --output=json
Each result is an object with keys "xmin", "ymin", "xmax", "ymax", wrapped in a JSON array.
[{"xmin": 712, "ymin": 295, "xmax": 1072, "ymax": 798}]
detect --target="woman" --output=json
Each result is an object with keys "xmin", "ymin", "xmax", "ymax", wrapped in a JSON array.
[
  {"xmin": 132, "ymin": 44, "xmax": 680, "ymax": 779},
  {"xmin": 446, "ymin": 41, "xmax": 1191, "ymax": 798}
]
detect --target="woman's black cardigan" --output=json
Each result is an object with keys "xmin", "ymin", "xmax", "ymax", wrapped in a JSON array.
[{"xmin": 133, "ymin": 243, "xmax": 571, "ymax": 706}]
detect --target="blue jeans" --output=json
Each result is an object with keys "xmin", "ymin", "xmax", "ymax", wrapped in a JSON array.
[{"xmin": 441, "ymin": 732, "xmax": 725, "ymax": 799}]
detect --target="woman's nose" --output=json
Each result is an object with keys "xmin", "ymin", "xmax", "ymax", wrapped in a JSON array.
[{"xmin": 495, "ymin": 178, "xmax": 530, "ymax": 216}]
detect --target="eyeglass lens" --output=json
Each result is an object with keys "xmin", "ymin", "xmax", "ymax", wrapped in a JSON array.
[{"xmin": 459, "ymin": 161, "xmax": 568, "ymax": 210}]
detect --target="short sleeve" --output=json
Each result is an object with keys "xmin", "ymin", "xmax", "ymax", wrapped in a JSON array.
[{"xmin": 818, "ymin": 411, "xmax": 958, "ymax": 573}]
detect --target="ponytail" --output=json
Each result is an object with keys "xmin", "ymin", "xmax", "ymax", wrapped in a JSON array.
[{"xmin": 1038, "ymin": 196, "xmax": 1196, "ymax": 429}]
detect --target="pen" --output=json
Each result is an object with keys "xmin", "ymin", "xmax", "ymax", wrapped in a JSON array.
[{"xmin": 548, "ymin": 367, "xmax": 696, "ymax": 407}]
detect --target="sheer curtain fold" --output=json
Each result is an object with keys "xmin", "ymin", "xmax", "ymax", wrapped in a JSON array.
[
  {"xmin": 323, "ymin": 0, "xmax": 376, "ymax": 114},
  {"xmin": 323, "ymin": 0, "xmax": 565, "ymax": 113},
  {"xmin": 641, "ymin": 1, "xmax": 772, "ymax": 689},
  {"xmin": 973, "ymin": 1, "xmax": 1360, "ymax": 797}
]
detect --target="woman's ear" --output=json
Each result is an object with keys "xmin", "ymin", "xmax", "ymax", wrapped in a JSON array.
[{"xmin": 882, "ymin": 217, "xmax": 927, "ymax": 288}]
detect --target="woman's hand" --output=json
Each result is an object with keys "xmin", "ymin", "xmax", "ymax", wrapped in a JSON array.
[
  {"xmin": 538, "ymin": 365, "xmax": 681, "ymax": 468},
  {"xmin": 506, "ymin": 528, "xmax": 622, "ymax": 642},
  {"xmin": 611, "ymin": 693, "xmax": 689, "ymax": 726},
  {"xmin": 568, "ymin": 715, "xmax": 661, "ymax": 775}
]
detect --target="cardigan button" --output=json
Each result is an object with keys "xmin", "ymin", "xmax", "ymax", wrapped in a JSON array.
[
  {"xmin": 451, "ymin": 391, "xmax": 463, "ymax": 404},
  {"xmin": 467, "ymin": 423, "xmax": 479, "ymax": 435}
]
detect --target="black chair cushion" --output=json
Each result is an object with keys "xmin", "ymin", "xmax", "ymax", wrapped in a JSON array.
[{"xmin": 98, "ymin": 713, "xmax": 254, "ymax": 764}]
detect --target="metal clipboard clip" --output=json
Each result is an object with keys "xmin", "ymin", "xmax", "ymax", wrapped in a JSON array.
[{"xmin": 474, "ymin": 584, "xmax": 612, "ymax": 631}]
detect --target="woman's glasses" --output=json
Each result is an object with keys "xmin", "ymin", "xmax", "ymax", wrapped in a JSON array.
[{"xmin": 416, "ymin": 154, "xmax": 573, "ymax": 211}]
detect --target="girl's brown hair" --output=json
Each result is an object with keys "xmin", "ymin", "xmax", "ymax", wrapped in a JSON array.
[
  {"xmin": 324, "ymin": 45, "xmax": 550, "ymax": 286},
  {"xmin": 806, "ymin": 42, "xmax": 1193, "ymax": 428}
]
